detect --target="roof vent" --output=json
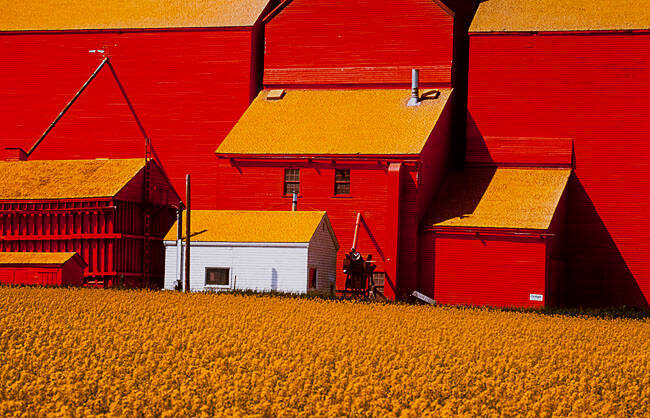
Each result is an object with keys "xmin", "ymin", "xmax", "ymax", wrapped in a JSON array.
[
  {"xmin": 266, "ymin": 89, "xmax": 286, "ymax": 101},
  {"xmin": 407, "ymin": 69, "xmax": 420, "ymax": 107}
]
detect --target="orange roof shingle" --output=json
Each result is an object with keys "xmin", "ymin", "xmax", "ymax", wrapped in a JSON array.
[
  {"xmin": 1, "ymin": 0, "xmax": 272, "ymax": 31},
  {"xmin": 164, "ymin": 210, "xmax": 338, "ymax": 246},
  {"xmin": 0, "ymin": 252, "xmax": 85, "ymax": 266},
  {"xmin": 0, "ymin": 158, "xmax": 146, "ymax": 200},
  {"xmin": 216, "ymin": 88, "xmax": 453, "ymax": 156},
  {"xmin": 470, "ymin": 0, "xmax": 650, "ymax": 33},
  {"xmin": 427, "ymin": 168, "xmax": 571, "ymax": 230}
]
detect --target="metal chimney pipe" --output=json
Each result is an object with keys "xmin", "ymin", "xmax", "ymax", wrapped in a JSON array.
[
  {"xmin": 407, "ymin": 69, "xmax": 420, "ymax": 106},
  {"xmin": 292, "ymin": 192, "xmax": 298, "ymax": 211},
  {"xmin": 176, "ymin": 202, "xmax": 184, "ymax": 290}
]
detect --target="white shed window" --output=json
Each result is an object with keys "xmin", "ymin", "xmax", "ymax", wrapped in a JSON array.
[{"xmin": 205, "ymin": 268, "xmax": 230, "ymax": 286}]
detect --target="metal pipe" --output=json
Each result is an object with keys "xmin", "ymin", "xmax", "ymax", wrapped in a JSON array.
[
  {"xmin": 176, "ymin": 202, "xmax": 184, "ymax": 290},
  {"xmin": 292, "ymin": 192, "xmax": 298, "ymax": 211},
  {"xmin": 184, "ymin": 175, "xmax": 191, "ymax": 293},
  {"xmin": 407, "ymin": 69, "xmax": 420, "ymax": 106},
  {"xmin": 351, "ymin": 212, "xmax": 362, "ymax": 250},
  {"xmin": 27, "ymin": 57, "xmax": 109, "ymax": 156}
]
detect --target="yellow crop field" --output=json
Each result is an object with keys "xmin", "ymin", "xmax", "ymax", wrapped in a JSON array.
[{"xmin": 1, "ymin": 288, "xmax": 649, "ymax": 416}]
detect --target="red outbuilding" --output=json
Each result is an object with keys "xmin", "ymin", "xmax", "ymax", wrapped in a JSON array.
[
  {"xmin": 420, "ymin": 168, "xmax": 570, "ymax": 307},
  {"xmin": 0, "ymin": 0, "xmax": 276, "ymax": 208},
  {"xmin": 215, "ymin": 88, "xmax": 453, "ymax": 300},
  {"xmin": 0, "ymin": 158, "xmax": 179, "ymax": 288},
  {"xmin": 0, "ymin": 252, "xmax": 86, "ymax": 286},
  {"xmin": 466, "ymin": 0, "xmax": 650, "ymax": 307}
]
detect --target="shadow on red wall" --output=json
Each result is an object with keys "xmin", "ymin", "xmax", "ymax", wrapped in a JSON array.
[{"xmin": 565, "ymin": 176, "xmax": 648, "ymax": 308}]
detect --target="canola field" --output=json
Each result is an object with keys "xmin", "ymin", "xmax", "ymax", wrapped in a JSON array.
[{"xmin": 1, "ymin": 288, "xmax": 649, "ymax": 416}]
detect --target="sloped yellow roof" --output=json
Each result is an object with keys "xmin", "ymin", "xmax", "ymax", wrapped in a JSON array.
[
  {"xmin": 470, "ymin": 0, "xmax": 650, "ymax": 32},
  {"xmin": 164, "ymin": 210, "xmax": 337, "ymax": 245},
  {"xmin": 427, "ymin": 168, "xmax": 571, "ymax": 230},
  {"xmin": 1, "ymin": 0, "xmax": 271, "ymax": 31},
  {"xmin": 0, "ymin": 158, "xmax": 145, "ymax": 200},
  {"xmin": 0, "ymin": 252, "xmax": 84, "ymax": 265},
  {"xmin": 216, "ymin": 89, "xmax": 453, "ymax": 156}
]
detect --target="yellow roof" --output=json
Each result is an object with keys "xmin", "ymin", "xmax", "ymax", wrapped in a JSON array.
[
  {"xmin": 0, "ymin": 158, "xmax": 146, "ymax": 200},
  {"xmin": 0, "ymin": 0, "xmax": 271, "ymax": 31},
  {"xmin": 0, "ymin": 252, "xmax": 83, "ymax": 265},
  {"xmin": 470, "ymin": 0, "xmax": 650, "ymax": 32},
  {"xmin": 216, "ymin": 89, "xmax": 453, "ymax": 156},
  {"xmin": 164, "ymin": 210, "xmax": 337, "ymax": 245},
  {"xmin": 427, "ymin": 168, "xmax": 571, "ymax": 230}
]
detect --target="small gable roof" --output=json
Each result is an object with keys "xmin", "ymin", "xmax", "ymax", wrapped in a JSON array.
[
  {"xmin": 0, "ymin": 158, "xmax": 146, "ymax": 200},
  {"xmin": 216, "ymin": 88, "xmax": 453, "ymax": 156},
  {"xmin": 470, "ymin": 0, "xmax": 650, "ymax": 33},
  {"xmin": 0, "ymin": 252, "xmax": 86, "ymax": 266},
  {"xmin": 427, "ymin": 168, "xmax": 571, "ymax": 230},
  {"xmin": 165, "ymin": 210, "xmax": 338, "ymax": 246},
  {"xmin": 1, "ymin": 0, "xmax": 272, "ymax": 32}
]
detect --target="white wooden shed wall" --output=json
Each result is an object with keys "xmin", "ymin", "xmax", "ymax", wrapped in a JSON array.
[{"xmin": 163, "ymin": 218, "xmax": 337, "ymax": 293}]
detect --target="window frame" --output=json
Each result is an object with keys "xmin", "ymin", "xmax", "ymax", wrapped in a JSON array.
[
  {"xmin": 283, "ymin": 168, "xmax": 300, "ymax": 196},
  {"xmin": 334, "ymin": 168, "xmax": 351, "ymax": 196},
  {"xmin": 205, "ymin": 267, "xmax": 231, "ymax": 288}
]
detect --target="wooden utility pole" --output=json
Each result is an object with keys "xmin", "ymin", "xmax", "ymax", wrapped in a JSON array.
[{"xmin": 184, "ymin": 174, "xmax": 191, "ymax": 293}]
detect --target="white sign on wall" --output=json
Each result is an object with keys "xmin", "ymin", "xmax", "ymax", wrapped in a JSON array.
[{"xmin": 529, "ymin": 293, "xmax": 544, "ymax": 302}]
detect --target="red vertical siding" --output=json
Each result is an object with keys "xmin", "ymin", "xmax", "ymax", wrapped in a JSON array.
[
  {"xmin": 467, "ymin": 32, "xmax": 650, "ymax": 307},
  {"xmin": 264, "ymin": 0, "xmax": 454, "ymax": 86},
  {"xmin": 432, "ymin": 233, "xmax": 548, "ymax": 307},
  {"xmin": 0, "ymin": 29, "xmax": 257, "ymax": 208}
]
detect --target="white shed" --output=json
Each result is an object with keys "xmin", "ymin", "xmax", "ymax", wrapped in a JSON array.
[{"xmin": 163, "ymin": 210, "xmax": 339, "ymax": 293}]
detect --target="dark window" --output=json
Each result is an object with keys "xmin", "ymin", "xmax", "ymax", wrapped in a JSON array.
[
  {"xmin": 334, "ymin": 169, "xmax": 351, "ymax": 195},
  {"xmin": 284, "ymin": 169, "xmax": 300, "ymax": 195},
  {"xmin": 205, "ymin": 268, "xmax": 230, "ymax": 286}
]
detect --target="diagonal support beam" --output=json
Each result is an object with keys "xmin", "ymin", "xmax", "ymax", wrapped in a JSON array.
[{"xmin": 27, "ymin": 57, "xmax": 110, "ymax": 157}]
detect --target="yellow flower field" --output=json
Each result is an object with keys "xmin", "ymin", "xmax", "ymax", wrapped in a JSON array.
[{"xmin": 0, "ymin": 288, "xmax": 649, "ymax": 416}]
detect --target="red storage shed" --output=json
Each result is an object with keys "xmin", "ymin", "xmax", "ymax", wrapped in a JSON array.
[
  {"xmin": 0, "ymin": 158, "xmax": 179, "ymax": 288},
  {"xmin": 0, "ymin": 252, "xmax": 86, "ymax": 286},
  {"xmin": 421, "ymin": 168, "xmax": 571, "ymax": 307},
  {"xmin": 0, "ymin": 0, "xmax": 276, "ymax": 208},
  {"xmin": 215, "ymin": 87, "xmax": 454, "ymax": 300},
  {"xmin": 466, "ymin": 0, "xmax": 650, "ymax": 307}
]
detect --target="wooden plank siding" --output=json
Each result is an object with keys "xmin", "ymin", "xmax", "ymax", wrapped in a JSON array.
[
  {"xmin": 467, "ymin": 31, "xmax": 650, "ymax": 307},
  {"xmin": 263, "ymin": 0, "xmax": 454, "ymax": 87},
  {"xmin": 0, "ymin": 28, "xmax": 261, "ymax": 208},
  {"xmin": 431, "ymin": 233, "xmax": 549, "ymax": 307}
]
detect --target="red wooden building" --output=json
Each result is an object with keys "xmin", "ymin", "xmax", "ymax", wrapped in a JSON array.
[
  {"xmin": 466, "ymin": 0, "xmax": 650, "ymax": 307},
  {"xmin": 421, "ymin": 168, "xmax": 570, "ymax": 307},
  {"xmin": 0, "ymin": 252, "xmax": 86, "ymax": 286},
  {"xmin": 215, "ymin": 88, "xmax": 453, "ymax": 299},
  {"xmin": 0, "ymin": 158, "xmax": 179, "ymax": 287},
  {"xmin": 0, "ymin": 0, "xmax": 276, "ymax": 208}
]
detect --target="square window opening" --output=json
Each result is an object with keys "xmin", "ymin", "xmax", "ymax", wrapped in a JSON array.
[
  {"xmin": 205, "ymin": 268, "xmax": 230, "ymax": 286},
  {"xmin": 284, "ymin": 168, "xmax": 300, "ymax": 195},
  {"xmin": 334, "ymin": 169, "xmax": 350, "ymax": 195}
]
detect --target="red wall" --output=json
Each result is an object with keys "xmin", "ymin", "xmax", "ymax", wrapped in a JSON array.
[
  {"xmin": 264, "ymin": 0, "xmax": 454, "ymax": 87},
  {"xmin": 431, "ymin": 233, "xmax": 548, "ymax": 307},
  {"xmin": 0, "ymin": 262, "xmax": 84, "ymax": 286},
  {"xmin": 467, "ymin": 32, "xmax": 650, "ymax": 307},
  {"xmin": 0, "ymin": 28, "xmax": 259, "ymax": 208}
]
